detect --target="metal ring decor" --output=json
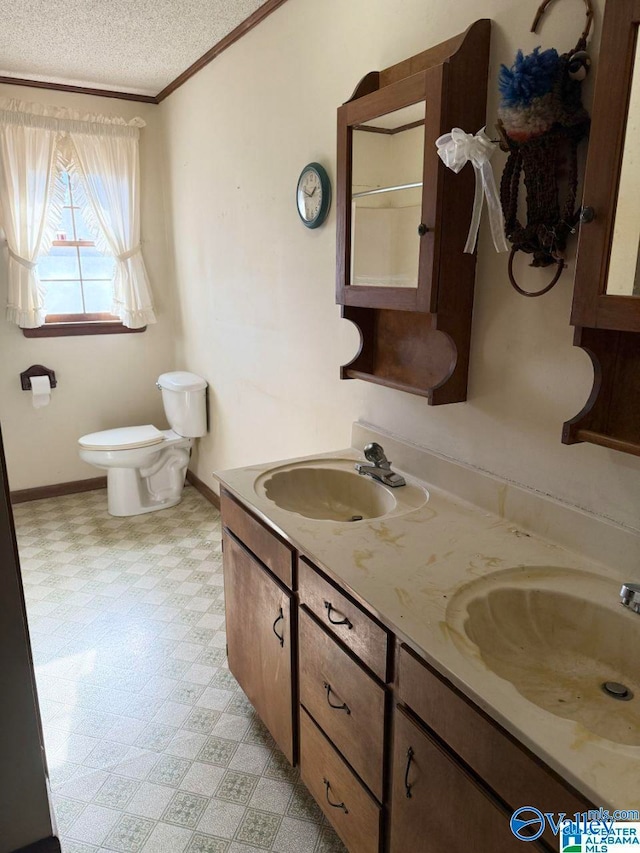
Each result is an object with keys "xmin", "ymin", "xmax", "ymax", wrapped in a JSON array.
[{"xmin": 507, "ymin": 247, "xmax": 566, "ymax": 297}]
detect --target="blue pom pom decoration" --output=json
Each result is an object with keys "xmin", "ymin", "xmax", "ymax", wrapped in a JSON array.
[{"xmin": 499, "ymin": 47, "xmax": 560, "ymax": 108}]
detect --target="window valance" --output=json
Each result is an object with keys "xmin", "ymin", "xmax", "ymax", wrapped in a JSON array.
[{"xmin": 0, "ymin": 97, "xmax": 146, "ymax": 137}]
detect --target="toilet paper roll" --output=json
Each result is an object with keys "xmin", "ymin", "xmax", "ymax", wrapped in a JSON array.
[{"xmin": 30, "ymin": 375, "xmax": 51, "ymax": 409}]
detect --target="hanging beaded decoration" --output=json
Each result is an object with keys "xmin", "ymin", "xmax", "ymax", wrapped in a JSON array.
[{"xmin": 497, "ymin": 0, "xmax": 593, "ymax": 296}]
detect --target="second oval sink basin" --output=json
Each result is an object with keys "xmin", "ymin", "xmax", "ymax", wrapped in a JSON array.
[
  {"xmin": 447, "ymin": 568, "xmax": 640, "ymax": 745},
  {"xmin": 255, "ymin": 458, "xmax": 427, "ymax": 522}
]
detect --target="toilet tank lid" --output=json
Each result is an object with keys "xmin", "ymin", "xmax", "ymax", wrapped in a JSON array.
[
  {"xmin": 79, "ymin": 425, "xmax": 165, "ymax": 451},
  {"xmin": 158, "ymin": 371, "xmax": 207, "ymax": 392}
]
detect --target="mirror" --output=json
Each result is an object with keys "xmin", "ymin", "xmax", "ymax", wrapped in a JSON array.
[
  {"xmin": 350, "ymin": 103, "xmax": 425, "ymax": 289},
  {"xmin": 606, "ymin": 36, "xmax": 640, "ymax": 296}
]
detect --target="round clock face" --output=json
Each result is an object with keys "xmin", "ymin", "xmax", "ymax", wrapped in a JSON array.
[{"xmin": 296, "ymin": 163, "xmax": 331, "ymax": 228}]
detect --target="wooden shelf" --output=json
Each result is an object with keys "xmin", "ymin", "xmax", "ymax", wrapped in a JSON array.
[
  {"xmin": 341, "ymin": 306, "xmax": 465, "ymax": 405},
  {"xmin": 342, "ymin": 369, "xmax": 432, "ymax": 399},
  {"xmin": 562, "ymin": 327, "xmax": 640, "ymax": 455},
  {"xmin": 573, "ymin": 430, "xmax": 640, "ymax": 458}
]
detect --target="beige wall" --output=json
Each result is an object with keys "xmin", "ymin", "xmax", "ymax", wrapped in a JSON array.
[
  {"xmin": 0, "ymin": 84, "xmax": 175, "ymax": 491},
  {"xmin": 3, "ymin": 0, "xmax": 640, "ymax": 532},
  {"xmin": 159, "ymin": 0, "xmax": 640, "ymax": 533}
]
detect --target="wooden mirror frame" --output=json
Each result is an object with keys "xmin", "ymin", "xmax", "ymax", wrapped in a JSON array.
[
  {"xmin": 571, "ymin": 0, "xmax": 640, "ymax": 331},
  {"xmin": 337, "ymin": 69, "xmax": 442, "ymax": 313},
  {"xmin": 564, "ymin": 0, "xmax": 640, "ymax": 456},
  {"xmin": 335, "ymin": 20, "xmax": 491, "ymax": 403}
]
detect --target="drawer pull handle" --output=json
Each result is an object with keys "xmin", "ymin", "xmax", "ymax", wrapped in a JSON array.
[
  {"xmin": 404, "ymin": 746, "xmax": 415, "ymax": 798},
  {"xmin": 272, "ymin": 608, "xmax": 284, "ymax": 647},
  {"xmin": 324, "ymin": 601, "xmax": 353, "ymax": 629},
  {"xmin": 323, "ymin": 778, "xmax": 349, "ymax": 814},
  {"xmin": 323, "ymin": 681, "xmax": 351, "ymax": 714}
]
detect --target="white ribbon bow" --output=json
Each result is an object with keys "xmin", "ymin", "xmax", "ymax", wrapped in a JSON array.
[{"xmin": 436, "ymin": 127, "xmax": 509, "ymax": 254}]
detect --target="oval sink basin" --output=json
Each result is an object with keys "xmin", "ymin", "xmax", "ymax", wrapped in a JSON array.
[
  {"xmin": 254, "ymin": 458, "xmax": 427, "ymax": 522},
  {"xmin": 447, "ymin": 568, "xmax": 640, "ymax": 745}
]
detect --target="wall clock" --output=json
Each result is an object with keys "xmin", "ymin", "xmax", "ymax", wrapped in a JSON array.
[{"xmin": 296, "ymin": 162, "xmax": 331, "ymax": 229}]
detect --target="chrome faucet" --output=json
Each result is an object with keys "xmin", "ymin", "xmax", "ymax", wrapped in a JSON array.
[
  {"xmin": 355, "ymin": 443, "xmax": 406, "ymax": 488},
  {"xmin": 620, "ymin": 583, "xmax": 640, "ymax": 615}
]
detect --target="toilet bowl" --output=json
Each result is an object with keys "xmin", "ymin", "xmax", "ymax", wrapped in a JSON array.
[{"xmin": 78, "ymin": 372, "xmax": 207, "ymax": 517}]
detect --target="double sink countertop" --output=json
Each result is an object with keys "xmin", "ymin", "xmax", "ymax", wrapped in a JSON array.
[{"xmin": 216, "ymin": 448, "xmax": 640, "ymax": 812}]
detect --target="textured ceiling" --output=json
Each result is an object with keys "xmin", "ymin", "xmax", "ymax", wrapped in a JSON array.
[{"xmin": 0, "ymin": 0, "xmax": 269, "ymax": 96}]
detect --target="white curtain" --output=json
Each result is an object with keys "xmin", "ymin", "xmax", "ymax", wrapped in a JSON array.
[
  {"xmin": 0, "ymin": 98, "xmax": 155, "ymax": 329},
  {"xmin": 68, "ymin": 127, "xmax": 156, "ymax": 328},
  {"xmin": 0, "ymin": 103, "xmax": 65, "ymax": 328}
]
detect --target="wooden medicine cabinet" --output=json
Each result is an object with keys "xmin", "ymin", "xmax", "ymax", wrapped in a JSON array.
[
  {"xmin": 336, "ymin": 20, "xmax": 491, "ymax": 403},
  {"xmin": 564, "ymin": 0, "xmax": 640, "ymax": 456}
]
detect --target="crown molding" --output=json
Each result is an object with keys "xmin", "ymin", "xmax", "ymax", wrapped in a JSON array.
[{"xmin": 0, "ymin": 0, "xmax": 290, "ymax": 105}]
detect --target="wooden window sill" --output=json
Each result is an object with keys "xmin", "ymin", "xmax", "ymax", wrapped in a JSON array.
[{"xmin": 23, "ymin": 322, "xmax": 146, "ymax": 338}]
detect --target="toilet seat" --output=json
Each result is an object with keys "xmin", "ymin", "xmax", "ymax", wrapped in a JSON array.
[{"xmin": 79, "ymin": 425, "xmax": 165, "ymax": 452}]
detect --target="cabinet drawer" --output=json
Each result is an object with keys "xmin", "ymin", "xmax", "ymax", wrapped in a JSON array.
[
  {"xmin": 299, "ymin": 557, "xmax": 389, "ymax": 681},
  {"xmin": 300, "ymin": 707, "xmax": 381, "ymax": 853},
  {"xmin": 398, "ymin": 645, "xmax": 592, "ymax": 850},
  {"xmin": 299, "ymin": 609, "xmax": 385, "ymax": 801},
  {"xmin": 221, "ymin": 489, "xmax": 294, "ymax": 589},
  {"xmin": 390, "ymin": 706, "xmax": 546, "ymax": 853}
]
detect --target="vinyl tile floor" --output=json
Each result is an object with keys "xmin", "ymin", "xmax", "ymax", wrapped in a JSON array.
[{"xmin": 15, "ymin": 485, "xmax": 347, "ymax": 853}]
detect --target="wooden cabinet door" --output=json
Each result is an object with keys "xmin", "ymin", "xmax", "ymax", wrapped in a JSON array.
[
  {"xmin": 223, "ymin": 531, "xmax": 294, "ymax": 764},
  {"xmin": 390, "ymin": 708, "xmax": 545, "ymax": 853}
]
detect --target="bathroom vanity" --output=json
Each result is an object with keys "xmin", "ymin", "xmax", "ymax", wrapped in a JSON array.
[{"xmin": 216, "ymin": 444, "xmax": 639, "ymax": 853}]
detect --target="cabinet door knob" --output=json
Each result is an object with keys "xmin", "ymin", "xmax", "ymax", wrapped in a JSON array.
[
  {"xmin": 579, "ymin": 206, "xmax": 595, "ymax": 224},
  {"xmin": 323, "ymin": 681, "xmax": 351, "ymax": 714},
  {"xmin": 272, "ymin": 608, "xmax": 284, "ymax": 647},
  {"xmin": 404, "ymin": 746, "xmax": 415, "ymax": 798},
  {"xmin": 418, "ymin": 223, "xmax": 430, "ymax": 236},
  {"xmin": 323, "ymin": 778, "xmax": 349, "ymax": 813},
  {"xmin": 324, "ymin": 600, "xmax": 353, "ymax": 629}
]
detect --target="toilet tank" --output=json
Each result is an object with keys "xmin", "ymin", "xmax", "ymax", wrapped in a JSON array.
[{"xmin": 157, "ymin": 371, "xmax": 207, "ymax": 438}]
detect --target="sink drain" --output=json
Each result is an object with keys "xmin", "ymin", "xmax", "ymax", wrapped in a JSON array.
[{"xmin": 601, "ymin": 681, "xmax": 634, "ymax": 701}]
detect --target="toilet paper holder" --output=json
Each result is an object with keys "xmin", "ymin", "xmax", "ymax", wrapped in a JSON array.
[{"xmin": 20, "ymin": 364, "xmax": 57, "ymax": 391}]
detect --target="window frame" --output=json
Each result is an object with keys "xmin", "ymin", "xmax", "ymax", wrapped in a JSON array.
[{"xmin": 26, "ymin": 171, "xmax": 146, "ymax": 338}]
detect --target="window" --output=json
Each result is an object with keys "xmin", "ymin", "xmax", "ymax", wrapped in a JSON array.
[{"xmin": 23, "ymin": 172, "xmax": 144, "ymax": 337}]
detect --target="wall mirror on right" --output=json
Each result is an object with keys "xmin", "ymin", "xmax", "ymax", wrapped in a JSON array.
[{"xmin": 565, "ymin": 0, "xmax": 640, "ymax": 456}]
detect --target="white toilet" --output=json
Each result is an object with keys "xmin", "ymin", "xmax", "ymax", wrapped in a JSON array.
[{"xmin": 78, "ymin": 371, "xmax": 208, "ymax": 517}]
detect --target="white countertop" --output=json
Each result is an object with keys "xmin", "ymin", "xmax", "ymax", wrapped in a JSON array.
[{"xmin": 216, "ymin": 448, "xmax": 640, "ymax": 811}]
